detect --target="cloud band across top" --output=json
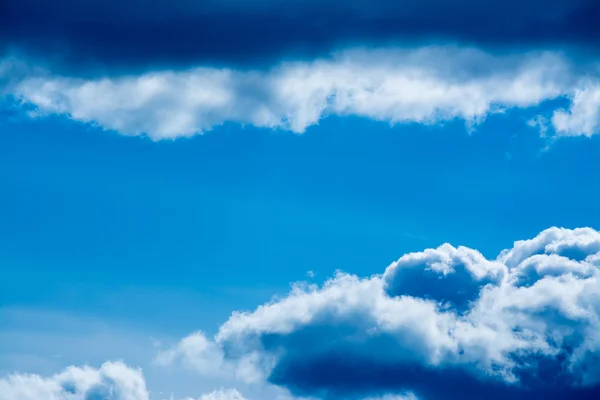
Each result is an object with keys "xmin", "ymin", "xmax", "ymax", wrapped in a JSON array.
[{"xmin": 2, "ymin": 46, "xmax": 600, "ymax": 140}]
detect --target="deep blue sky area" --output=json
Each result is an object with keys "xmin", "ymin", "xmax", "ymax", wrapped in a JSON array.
[
  {"xmin": 2, "ymin": 106, "xmax": 599, "ymax": 335},
  {"xmin": 4, "ymin": 0, "xmax": 600, "ymax": 75}
]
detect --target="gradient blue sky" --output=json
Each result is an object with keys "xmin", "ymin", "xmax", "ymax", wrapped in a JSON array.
[
  {"xmin": 3, "ymin": 102, "xmax": 598, "ymax": 327},
  {"xmin": 3, "ymin": 2, "xmax": 600, "ymax": 400}
]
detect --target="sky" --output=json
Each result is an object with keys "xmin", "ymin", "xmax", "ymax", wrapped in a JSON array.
[{"xmin": 2, "ymin": 1, "xmax": 600, "ymax": 400}]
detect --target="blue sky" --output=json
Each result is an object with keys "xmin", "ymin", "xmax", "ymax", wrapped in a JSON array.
[{"xmin": 2, "ymin": 2, "xmax": 600, "ymax": 400}]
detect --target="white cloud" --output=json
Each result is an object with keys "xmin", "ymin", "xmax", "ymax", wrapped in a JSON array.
[
  {"xmin": 186, "ymin": 388, "xmax": 320, "ymax": 400},
  {"xmin": 552, "ymin": 80, "xmax": 600, "ymax": 137},
  {"xmin": 193, "ymin": 388, "xmax": 247, "ymax": 400},
  {"xmin": 159, "ymin": 227, "xmax": 600, "ymax": 398},
  {"xmin": 0, "ymin": 363, "xmax": 301, "ymax": 400},
  {"xmin": 154, "ymin": 332, "xmax": 272, "ymax": 384},
  {"xmin": 6, "ymin": 46, "xmax": 600, "ymax": 140},
  {"xmin": 0, "ymin": 361, "xmax": 149, "ymax": 400},
  {"xmin": 3, "ymin": 227, "xmax": 600, "ymax": 400},
  {"xmin": 154, "ymin": 332, "xmax": 227, "ymax": 378}
]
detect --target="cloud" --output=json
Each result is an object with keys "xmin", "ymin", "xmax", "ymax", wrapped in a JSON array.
[
  {"xmin": 383, "ymin": 243, "xmax": 507, "ymax": 312},
  {"xmin": 2, "ymin": 0, "xmax": 600, "ymax": 74},
  {"xmin": 0, "ymin": 363, "xmax": 264, "ymax": 400},
  {"xmin": 4, "ymin": 227, "xmax": 600, "ymax": 400},
  {"xmin": 552, "ymin": 81, "xmax": 600, "ymax": 137},
  {"xmin": 154, "ymin": 332, "xmax": 226, "ymax": 378},
  {"xmin": 159, "ymin": 227, "xmax": 600, "ymax": 400},
  {"xmin": 153, "ymin": 332, "xmax": 270, "ymax": 384},
  {"xmin": 193, "ymin": 389, "xmax": 248, "ymax": 400},
  {"xmin": 8, "ymin": 46, "xmax": 600, "ymax": 140},
  {"xmin": 0, "ymin": 361, "xmax": 149, "ymax": 400}
]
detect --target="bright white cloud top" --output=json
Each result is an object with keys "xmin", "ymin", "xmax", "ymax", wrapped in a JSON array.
[{"xmin": 2, "ymin": 46, "xmax": 600, "ymax": 140}]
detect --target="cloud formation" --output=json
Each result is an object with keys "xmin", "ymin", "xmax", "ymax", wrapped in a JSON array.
[
  {"xmin": 0, "ymin": 361, "xmax": 149, "ymax": 400},
  {"xmin": 4, "ymin": 227, "xmax": 600, "ymax": 400},
  {"xmin": 4, "ymin": 46, "xmax": 600, "ymax": 140},
  {"xmin": 194, "ymin": 389, "xmax": 248, "ymax": 400},
  {"xmin": 159, "ymin": 227, "xmax": 600, "ymax": 400},
  {"xmin": 0, "ymin": 363, "xmax": 259, "ymax": 400},
  {"xmin": 552, "ymin": 81, "xmax": 600, "ymax": 137},
  {"xmin": 2, "ymin": 0, "xmax": 600, "ymax": 74}
]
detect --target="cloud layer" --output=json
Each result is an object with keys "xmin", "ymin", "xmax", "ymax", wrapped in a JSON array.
[
  {"xmin": 159, "ymin": 227, "xmax": 600, "ymax": 400},
  {"xmin": 2, "ymin": 0, "xmax": 600, "ymax": 74},
  {"xmin": 3, "ymin": 46, "xmax": 600, "ymax": 140}
]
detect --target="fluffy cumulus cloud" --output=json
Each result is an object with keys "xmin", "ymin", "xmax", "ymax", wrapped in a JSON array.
[
  {"xmin": 2, "ymin": 46, "xmax": 600, "ymax": 140},
  {"xmin": 154, "ymin": 331, "xmax": 272, "ymax": 384},
  {"xmin": 0, "ymin": 364, "xmax": 260, "ymax": 400},
  {"xmin": 4, "ymin": 227, "xmax": 600, "ymax": 399},
  {"xmin": 552, "ymin": 81, "xmax": 600, "ymax": 137},
  {"xmin": 0, "ymin": 361, "xmax": 149, "ymax": 400},
  {"xmin": 158, "ymin": 227, "xmax": 600, "ymax": 400}
]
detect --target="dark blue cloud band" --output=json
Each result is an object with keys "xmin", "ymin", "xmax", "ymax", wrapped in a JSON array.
[{"xmin": 3, "ymin": 0, "xmax": 600, "ymax": 75}]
